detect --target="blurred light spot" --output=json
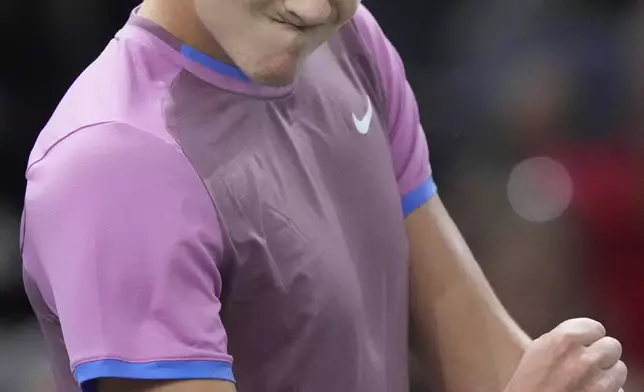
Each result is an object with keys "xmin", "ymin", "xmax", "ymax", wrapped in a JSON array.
[{"xmin": 507, "ymin": 157, "xmax": 573, "ymax": 222}]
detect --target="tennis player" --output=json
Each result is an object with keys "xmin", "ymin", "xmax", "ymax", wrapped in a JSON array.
[{"xmin": 21, "ymin": 0, "xmax": 627, "ymax": 391}]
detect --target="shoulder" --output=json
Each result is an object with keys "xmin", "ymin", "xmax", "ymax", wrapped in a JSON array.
[
  {"xmin": 347, "ymin": 4, "xmax": 386, "ymax": 49},
  {"xmin": 28, "ymin": 32, "xmax": 183, "ymax": 168},
  {"xmin": 341, "ymin": 5, "xmax": 397, "ymax": 66},
  {"xmin": 27, "ymin": 121, "xmax": 181, "ymax": 174},
  {"xmin": 22, "ymin": 121, "xmax": 222, "ymax": 275},
  {"xmin": 336, "ymin": 5, "xmax": 407, "ymax": 95},
  {"xmin": 24, "ymin": 122, "xmax": 200, "ymax": 211},
  {"xmin": 332, "ymin": 6, "xmax": 412, "ymax": 129}
]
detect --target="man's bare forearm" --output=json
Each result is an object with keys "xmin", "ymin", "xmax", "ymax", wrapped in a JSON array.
[
  {"xmin": 406, "ymin": 196, "xmax": 531, "ymax": 392},
  {"xmin": 98, "ymin": 379, "xmax": 237, "ymax": 392}
]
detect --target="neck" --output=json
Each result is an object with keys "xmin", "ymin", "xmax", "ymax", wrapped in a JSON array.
[{"xmin": 138, "ymin": 0, "xmax": 233, "ymax": 64}]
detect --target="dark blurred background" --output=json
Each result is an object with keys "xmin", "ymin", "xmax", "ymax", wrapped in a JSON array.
[{"xmin": 1, "ymin": 0, "xmax": 643, "ymax": 390}]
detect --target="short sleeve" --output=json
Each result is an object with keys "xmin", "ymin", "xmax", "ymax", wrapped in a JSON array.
[
  {"xmin": 22, "ymin": 123, "xmax": 234, "ymax": 390},
  {"xmin": 352, "ymin": 6, "xmax": 437, "ymax": 216}
]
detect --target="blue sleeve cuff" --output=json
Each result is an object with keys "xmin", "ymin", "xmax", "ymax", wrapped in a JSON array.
[
  {"xmin": 75, "ymin": 359, "xmax": 235, "ymax": 391},
  {"xmin": 401, "ymin": 177, "xmax": 438, "ymax": 216}
]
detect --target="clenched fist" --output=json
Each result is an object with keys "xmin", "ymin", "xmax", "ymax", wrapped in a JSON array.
[{"xmin": 505, "ymin": 318, "xmax": 627, "ymax": 392}]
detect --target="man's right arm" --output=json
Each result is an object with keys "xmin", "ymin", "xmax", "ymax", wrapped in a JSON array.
[
  {"xmin": 23, "ymin": 123, "xmax": 235, "ymax": 391},
  {"xmin": 98, "ymin": 379, "xmax": 236, "ymax": 392}
]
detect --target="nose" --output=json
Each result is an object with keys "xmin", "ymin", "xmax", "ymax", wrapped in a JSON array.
[{"xmin": 283, "ymin": 0, "xmax": 332, "ymax": 26}]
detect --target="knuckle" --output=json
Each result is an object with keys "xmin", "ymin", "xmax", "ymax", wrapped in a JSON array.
[
  {"xmin": 554, "ymin": 318, "xmax": 606, "ymax": 346},
  {"xmin": 587, "ymin": 319, "xmax": 607, "ymax": 339},
  {"xmin": 595, "ymin": 321, "xmax": 607, "ymax": 336},
  {"xmin": 580, "ymin": 349, "xmax": 600, "ymax": 369},
  {"xmin": 573, "ymin": 351, "xmax": 599, "ymax": 379},
  {"xmin": 593, "ymin": 336, "xmax": 622, "ymax": 357},
  {"xmin": 556, "ymin": 318, "xmax": 579, "ymax": 331},
  {"xmin": 608, "ymin": 337, "xmax": 623, "ymax": 356},
  {"xmin": 590, "ymin": 383, "xmax": 605, "ymax": 392},
  {"xmin": 577, "ymin": 318, "xmax": 606, "ymax": 334},
  {"xmin": 615, "ymin": 360, "xmax": 628, "ymax": 379},
  {"xmin": 553, "ymin": 328, "xmax": 578, "ymax": 349},
  {"xmin": 593, "ymin": 374, "xmax": 614, "ymax": 392},
  {"xmin": 593, "ymin": 380, "xmax": 610, "ymax": 392},
  {"xmin": 596, "ymin": 361, "xmax": 628, "ymax": 392},
  {"xmin": 559, "ymin": 317, "xmax": 603, "ymax": 330}
]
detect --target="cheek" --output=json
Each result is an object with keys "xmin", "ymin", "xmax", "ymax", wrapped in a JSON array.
[
  {"xmin": 253, "ymin": 51, "xmax": 300, "ymax": 78},
  {"xmin": 193, "ymin": 0, "xmax": 228, "ymax": 31},
  {"xmin": 194, "ymin": 0, "xmax": 255, "ymax": 31},
  {"xmin": 193, "ymin": 0, "xmax": 217, "ymax": 19}
]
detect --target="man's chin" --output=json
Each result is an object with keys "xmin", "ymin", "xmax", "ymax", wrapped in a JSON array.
[
  {"xmin": 249, "ymin": 71, "xmax": 297, "ymax": 87},
  {"xmin": 243, "ymin": 54, "xmax": 301, "ymax": 86}
]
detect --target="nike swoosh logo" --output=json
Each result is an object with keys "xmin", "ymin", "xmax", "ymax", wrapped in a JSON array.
[{"xmin": 352, "ymin": 96, "xmax": 372, "ymax": 135}]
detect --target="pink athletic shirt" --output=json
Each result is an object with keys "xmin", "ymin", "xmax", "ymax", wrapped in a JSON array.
[{"xmin": 21, "ymin": 6, "xmax": 436, "ymax": 392}]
